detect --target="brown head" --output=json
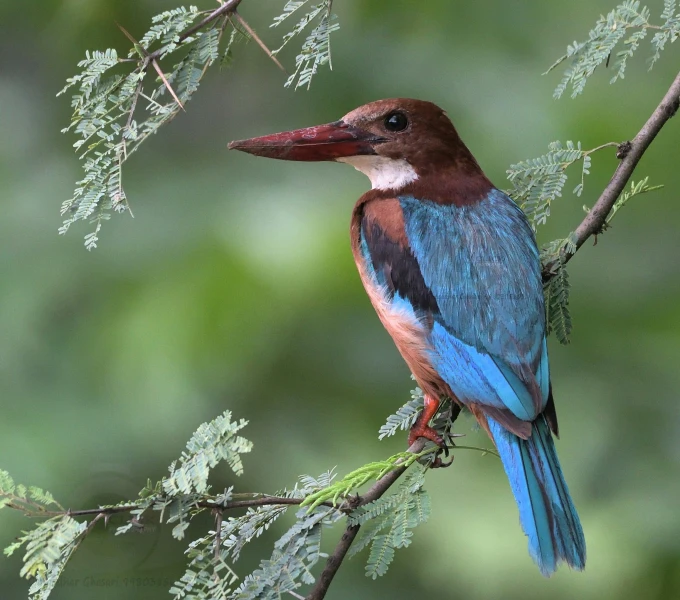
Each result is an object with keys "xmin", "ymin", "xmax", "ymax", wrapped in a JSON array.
[{"xmin": 229, "ymin": 98, "xmax": 492, "ymax": 203}]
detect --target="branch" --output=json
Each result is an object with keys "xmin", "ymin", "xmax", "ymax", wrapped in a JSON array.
[
  {"xmin": 30, "ymin": 495, "xmax": 333, "ymax": 519},
  {"xmin": 544, "ymin": 69, "xmax": 680, "ymax": 279},
  {"xmin": 116, "ymin": 2, "xmax": 249, "ymax": 120},
  {"xmin": 147, "ymin": 0, "xmax": 245, "ymax": 63},
  {"xmin": 306, "ymin": 438, "xmax": 428, "ymax": 600}
]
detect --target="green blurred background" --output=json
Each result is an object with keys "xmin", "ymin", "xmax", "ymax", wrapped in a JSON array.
[{"xmin": 1, "ymin": 0, "xmax": 680, "ymax": 598}]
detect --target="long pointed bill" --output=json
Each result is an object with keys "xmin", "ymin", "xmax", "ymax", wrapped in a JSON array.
[{"xmin": 228, "ymin": 121, "xmax": 386, "ymax": 161}]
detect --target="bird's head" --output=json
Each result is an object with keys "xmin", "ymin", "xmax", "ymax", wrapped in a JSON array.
[{"xmin": 229, "ymin": 98, "xmax": 487, "ymax": 194}]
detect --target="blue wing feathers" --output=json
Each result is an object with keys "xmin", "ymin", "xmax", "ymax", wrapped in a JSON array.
[
  {"xmin": 430, "ymin": 322, "xmax": 536, "ymax": 421},
  {"xmin": 399, "ymin": 190, "xmax": 544, "ymax": 366},
  {"xmin": 399, "ymin": 189, "xmax": 548, "ymax": 417}
]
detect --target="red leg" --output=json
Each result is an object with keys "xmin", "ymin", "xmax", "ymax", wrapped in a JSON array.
[{"xmin": 408, "ymin": 395, "xmax": 444, "ymax": 447}]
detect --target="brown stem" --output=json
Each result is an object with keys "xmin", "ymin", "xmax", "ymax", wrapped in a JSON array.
[
  {"xmin": 213, "ymin": 509, "xmax": 223, "ymax": 566},
  {"xmin": 47, "ymin": 495, "xmax": 333, "ymax": 519}
]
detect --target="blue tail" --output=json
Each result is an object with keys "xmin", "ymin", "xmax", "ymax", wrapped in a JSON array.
[{"xmin": 487, "ymin": 414, "xmax": 586, "ymax": 576}]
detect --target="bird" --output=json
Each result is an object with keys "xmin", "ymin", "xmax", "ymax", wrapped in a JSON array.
[{"xmin": 228, "ymin": 98, "xmax": 586, "ymax": 576}]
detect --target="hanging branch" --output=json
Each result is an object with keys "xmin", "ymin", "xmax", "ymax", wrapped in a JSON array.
[{"xmin": 58, "ymin": 0, "xmax": 338, "ymax": 249}]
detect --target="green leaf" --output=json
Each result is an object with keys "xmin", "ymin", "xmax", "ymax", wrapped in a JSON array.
[
  {"xmin": 300, "ymin": 451, "xmax": 425, "ymax": 511},
  {"xmin": 275, "ymin": 1, "xmax": 339, "ymax": 89},
  {"xmin": 350, "ymin": 469, "xmax": 431, "ymax": 579},
  {"xmin": 15, "ymin": 516, "xmax": 87, "ymax": 599},
  {"xmin": 543, "ymin": 254, "xmax": 572, "ymax": 345},
  {"xmin": 378, "ymin": 388, "xmax": 423, "ymax": 439},
  {"xmin": 162, "ymin": 410, "xmax": 252, "ymax": 496},
  {"xmin": 233, "ymin": 507, "xmax": 340, "ymax": 599},
  {"xmin": 507, "ymin": 141, "xmax": 585, "ymax": 229}
]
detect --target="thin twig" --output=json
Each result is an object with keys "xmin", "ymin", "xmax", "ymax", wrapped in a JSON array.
[
  {"xmin": 31, "ymin": 495, "xmax": 335, "ymax": 519},
  {"xmin": 83, "ymin": 512, "xmax": 105, "ymax": 536},
  {"xmin": 151, "ymin": 59, "xmax": 185, "ymax": 111},
  {"xmin": 213, "ymin": 509, "xmax": 223, "ymax": 566},
  {"xmin": 544, "ymin": 69, "xmax": 680, "ymax": 279},
  {"xmin": 583, "ymin": 141, "xmax": 620, "ymax": 155}
]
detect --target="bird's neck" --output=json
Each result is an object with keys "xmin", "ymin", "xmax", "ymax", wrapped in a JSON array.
[
  {"xmin": 341, "ymin": 140, "xmax": 494, "ymax": 206},
  {"xmin": 401, "ymin": 163, "xmax": 494, "ymax": 206},
  {"xmin": 350, "ymin": 161, "xmax": 493, "ymax": 208},
  {"xmin": 336, "ymin": 155, "xmax": 419, "ymax": 191}
]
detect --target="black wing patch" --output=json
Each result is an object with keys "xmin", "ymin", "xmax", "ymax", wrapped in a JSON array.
[{"xmin": 363, "ymin": 219, "xmax": 440, "ymax": 316}]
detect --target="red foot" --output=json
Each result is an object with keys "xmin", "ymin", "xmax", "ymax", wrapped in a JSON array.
[{"xmin": 408, "ymin": 395, "xmax": 445, "ymax": 447}]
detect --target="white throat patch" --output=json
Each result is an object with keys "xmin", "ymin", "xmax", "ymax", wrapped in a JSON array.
[{"xmin": 336, "ymin": 155, "xmax": 418, "ymax": 191}]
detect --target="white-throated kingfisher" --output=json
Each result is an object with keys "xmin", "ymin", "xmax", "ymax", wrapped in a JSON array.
[{"xmin": 229, "ymin": 99, "xmax": 586, "ymax": 576}]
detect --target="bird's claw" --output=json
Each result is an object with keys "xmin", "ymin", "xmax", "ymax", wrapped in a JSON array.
[
  {"xmin": 430, "ymin": 454, "xmax": 454, "ymax": 468},
  {"xmin": 407, "ymin": 424, "xmax": 444, "ymax": 448},
  {"xmin": 429, "ymin": 443, "xmax": 454, "ymax": 468}
]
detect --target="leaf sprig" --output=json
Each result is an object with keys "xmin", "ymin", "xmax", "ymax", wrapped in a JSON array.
[{"xmin": 547, "ymin": 0, "xmax": 680, "ymax": 99}]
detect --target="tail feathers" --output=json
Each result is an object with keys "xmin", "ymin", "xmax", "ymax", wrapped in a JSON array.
[{"xmin": 487, "ymin": 414, "xmax": 586, "ymax": 576}]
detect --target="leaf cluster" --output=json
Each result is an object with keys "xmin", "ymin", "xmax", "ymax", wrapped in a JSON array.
[
  {"xmin": 600, "ymin": 176, "xmax": 664, "ymax": 229},
  {"xmin": 300, "ymin": 452, "xmax": 427, "ymax": 511},
  {"xmin": 541, "ymin": 235, "xmax": 577, "ymax": 345},
  {"xmin": 547, "ymin": 0, "xmax": 680, "ymax": 98},
  {"xmin": 3, "ymin": 403, "xmax": 465, "ymax": 597},
  {"xmin": 271, "ymin": 0, "xmax": 339, "ymax": 89},
  {"xmin": 59, "ymin": 1, "xmax": 339, "ymax": 249},
  {"xmin": 507, "ymin": 141, "xmax": 593, "ymax": 230},
  {"xmin": 347, "ymin": 469, "xmax": 431, "ymax": 579},
  {"xmin": 377, "ymin": 384, "xmax": 424, "ymax": 439}
]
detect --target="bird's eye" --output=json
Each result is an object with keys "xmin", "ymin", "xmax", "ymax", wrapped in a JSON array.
[{"xmin": 383, "ymin": 111, "xmax": 409, "ymax": 132}]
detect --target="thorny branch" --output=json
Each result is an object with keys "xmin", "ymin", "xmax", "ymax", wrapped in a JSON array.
[
  {"xmin": 9, "ymin": 494, "xmax": 336, "ymax": 520},
  {"xmin": 543, "ymin": 69, "xmax": 680, "ymax": 280},
  {"xmin": 119, "ymin": 0, "xmax": 282, "ymax": 135}
]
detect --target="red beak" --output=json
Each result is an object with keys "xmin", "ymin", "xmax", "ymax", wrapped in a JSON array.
[{"xmin": 228, "ymin": 120, "xmax": 386, "ymax": 161}]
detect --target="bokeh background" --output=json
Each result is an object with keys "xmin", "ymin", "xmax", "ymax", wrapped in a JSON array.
[{"xmin": 1, "ymin": 0, "xmax": 680, "ymax": 598}]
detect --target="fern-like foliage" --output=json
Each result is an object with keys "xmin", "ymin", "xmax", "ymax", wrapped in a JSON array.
[
  {"xmin": 270, "ymin": 0, "xmax": 339, "ymax": 89},
  {"xmin": 651, "ymin": 0, "xmax": 680, "ymax": 63},
  {"xmin": 537, "ymin": 177, "xmax": 662, "ymax": 346},
  {"xmin": 6, "ymin": 516, "xmax": 87, "ymax": 600},
  {"xmin": 547, "ymin": 0, "xmax": 680, "ymax": 98},
  {"xmin": 59, "ymin": 2, "xmax": 339, "ymax": 249},
  {"xmin": 347, "ymin": 468, "xmax": 431, "ymax": 579},
  {"xmin": 163, "ymin": 411, "xmax": 252, "ymax": 495},
  {"xmin": 2, "ymin": 388, "xmax": 498, "ymax": 598},
  {"xmin": 300, "ymin": 451, "xmax": 429, "ymax": 511},
  {"xmin": 541, "ymin": 235, "xmax": 578, "ymax": 345},
  {"xmin": 234, "ymin": 507, "xmax": 341, "ymax": 599},
  {"xmin": 0, "ymin": 470, "xmax": 63, "ymax": 515},
  {"xmin": 602, "ymin": 176, "xmax": 664, "ymax": 228},
  {"xmin": 513, "ymin": 2, "xmax": 672, "ymax": 345},
  {"xmin": 378, "ymin": 385, "xmax": 424, "ymax": 439},
  {"xmin": 57, "ymin": 7, "xmax": 211, "ymax": 249},
  {"xmin": 507, "ymin": 141, "xmax": 595, "ymax": 230},
  {"xmin": 544, "ymin": 259, "xmax": 572, "ymax": 345},
  {"xmin": 169, "ymin": 529, "xmax": 240, "ymax": 599}
]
